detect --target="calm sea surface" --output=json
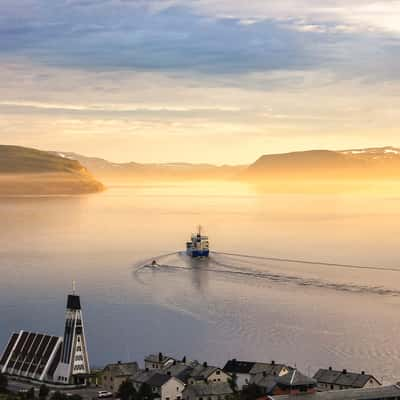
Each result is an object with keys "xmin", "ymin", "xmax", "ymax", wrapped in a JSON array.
[{"xmin": 1, "ymin": 182, "xmax": 400, "ymax": 382}]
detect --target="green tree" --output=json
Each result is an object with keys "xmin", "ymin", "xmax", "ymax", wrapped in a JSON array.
[
  {"xmin": 228, "ymin": 373, "xmax": 238, "ymax": 393},
  {"xmin": 69, "ymin": 395, "xmax": 83, "ymax": 400},
  {"xmin": 39, "ymin": 385, "xmax": 49, "ymax": 400},
  {"xmin": 50, "ymin": 391, "xmax": 67, "ymax": 400},
  {"xmin": 240, "ymin": 384, "xmax": 264, "ymax": 400},
  {"xmin": 0, "ymin": 373, "xmax": 8, "ymax": 392},
  {"xmin": 26, "ymin": 388, "xmax": 35, "ymax": 400},
  {"xmin": 118, "ymin": 380, "xmax": 137, "ymax": 400},
  {"xmin": 137, "ymin": 383, "xmax": 154, "ymax": 400}
]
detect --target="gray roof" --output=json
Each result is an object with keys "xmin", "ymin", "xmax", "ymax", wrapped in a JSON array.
[
  {"xmin": 250, "ymin": 374, "xmax": 277, "ymax": 393},
  {"xmin": 163, "ymin": 364, "xmax": 194, "ymax": 382},
  {"xmin": 276, "ymin": 370, "xmax": 316, "ymax": 387},
  {"xmin": 250, "ymin": 363, "xmax": 290, "ymax": 377},
  {"xmin": 145, "ymin": 354, "xmax": 174, "ymax": 364},
  {"xmin": 190, "ymin": 364, "xmax": 221, "ymax": 380},
  {"xmin": 223, "ymin": 360, "xmax": 289, "ymax": 376},
  {"xmin": 313, "ymin": 370, "xmax": 342, "ymax": 385},
  {"xmin": 223, "ymin": 360, "xmax": 255, "ymax": 374},
  {"xmin": 313, "ymin": 369, "xmax": 380, "ymax": 388},
  {"xmin": 103, "ymin": 362, "xmax": 139, "ymax": 377},
  {"xmin": 269, "ymin": 384, "xmax": 400, "ymax": 400},
  {"xmin": 132, "ymin": 369, "xmax": 160, "ymax": 384},
  {"xmin": 146, "ymin": 373, "xmax": 173, "ymax": 388},
  {"xmin": 183, "ymin": 383, "xmax": 233, "ymax": 397}
]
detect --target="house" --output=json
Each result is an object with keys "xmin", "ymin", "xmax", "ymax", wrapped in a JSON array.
[
  {"xmin": 183, "ymin": 382, "xmax": 233, "ymax": 400},
  {"xmin": 250, "ymin": 363, "xmax": 291, "ymax": 378},
  {"xmin": 271, "ymin": 369, "xmax": 317, "ymax": 396},
  {"xmin": 250, "ymin": 373, "xmax": 280, "ymax": 395},
  {"xmin": 101, "ymin": 361, "xmax": 139, "ymax": 394},
  {"xmin": 222, "ymin": 360, "xmax": 255, "ymax": 389},
  {"xmin": 163, "ymin": 363, "xmax": 194, "ymax": 383},
  {"xmin": 223, "ymin": 360, "xmax": 290, "ymax": 390},
  {"xmin": 145, "ymin": 373, "xmax": 186, "ymax": 400},
  {"xmin": 313, "ymin": 368, "xmax": 381, "ymax": 391},
  {"xmin": 145, "ymin": 353, "xmax": 176, "ymax": 370},
  {"xmin": 188, "ymin": 363, "xmax": 230, "ymax": 385},
  {"xmin": 132, "ymin": 369, "xmax": 161, "ymax": 392},
  {"xmin": 267, "ymin": 384, "xmax": 400, "ymax": 400}
]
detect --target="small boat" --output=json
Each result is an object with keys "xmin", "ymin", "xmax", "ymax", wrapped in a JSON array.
[{"xmin": 186, "ymin": 226, "xmax": 209, "ymax": 257}]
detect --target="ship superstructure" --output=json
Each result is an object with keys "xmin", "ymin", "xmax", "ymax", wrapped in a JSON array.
[{"xmin": 186, "ymin": 226, "xmax": 209, "ymax": 257}]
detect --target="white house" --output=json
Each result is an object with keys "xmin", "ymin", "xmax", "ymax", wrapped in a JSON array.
[
  {"xmin": 145, "ymin": 353, "xmax": 175, "ymax": 370},
  {"xmin": 146, "ymin": 374, "xmax": 186, "ymax": 400}
]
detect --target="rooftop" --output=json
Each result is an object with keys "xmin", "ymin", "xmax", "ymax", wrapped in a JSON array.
[
  {"xmin": 269, "ymin": 384, "xmax": 400, "ymax": 400},
  {"xmin": 146, "ymin": 373, "xmax": 173, "ymax": 388},
  {"xmin": 223, "ymin": 360, "xmax": 255, "ymax": 374},
  {"xmin": 184, "ymin": 382, "xmax": 233, "ymax": 397},
  {"xmin": 145, "ymin": 354, "xmax": 174, "ymax": 364},
  {"xmin": 103, "ymin": 362, "xmax": 139, "ymax": 377},
  {"xmin": 276, "ymin": 370, "xmax": 316, "ymax": 387},
  {"xmin": 313, "ymin": 369, "xmax": 381, "ymax": 388}
]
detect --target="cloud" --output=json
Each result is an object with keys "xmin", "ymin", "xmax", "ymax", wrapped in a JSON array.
[{"xmin": 0, "ymin": 0, "xmax": 399, "ymax": 81}]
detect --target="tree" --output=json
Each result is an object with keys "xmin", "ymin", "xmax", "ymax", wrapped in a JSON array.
[
  {"xmin": 39, "ymin": 385, "xmax": 49, "ymax": 400},
  {"xmin": 69, "ymin": 395, "xmax": 83, "ymax": 400},
  {"xmin": 50, "ymin": 391, "xmax": 68, "ymax": 400},
  {"xmin": 137, "ymin": 383, "xmax": 154, "ymax": 400},
  {"xmin": 240, "ymin": 384, "xmax": 264, "ymax": 400},
  {"xmin": 26, "ymin": 387, "xmax": 36, "ymax": 400},
  {"xmin": 118, "ymin": 380, "xmax": 137, "ymax": 400},
  {"xmin": 0, "ymin": 372, "xmax": 8, "ymax": 392},
  {"xmin": 228, "ymin": 373, "xmax": 238, "ymax": 393}
]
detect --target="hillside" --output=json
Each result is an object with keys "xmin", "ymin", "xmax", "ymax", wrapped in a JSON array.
[
  {"xmin": 53, "ymin": 152, "xmax": 246, "ymax": 183},
  {"xmin": 0, "ymin": 145, "xmax": 104, "ymax": 195},
  {"xmin": 243, "ymin": 147, "xmax": 400, "ymax": 181}
]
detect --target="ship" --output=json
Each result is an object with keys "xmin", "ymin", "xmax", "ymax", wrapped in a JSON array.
[{"xmin": 186, "ymin": 226, "xmax": 210, "ymax": 257}]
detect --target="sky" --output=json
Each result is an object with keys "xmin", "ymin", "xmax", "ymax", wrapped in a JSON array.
[{"xmin": 0, "ymin": 0, "xmax": 399, "ymax": 164}]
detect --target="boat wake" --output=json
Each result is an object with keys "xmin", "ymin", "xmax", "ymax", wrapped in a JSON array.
[{"xmin": 133, "ymin": 251, "xmax": 400, "ymax": 297}]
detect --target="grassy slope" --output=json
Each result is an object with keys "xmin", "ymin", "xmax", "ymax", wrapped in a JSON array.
[{"xmin": 0, "ymin": 145, "xmax": 104, "ymax": 195}]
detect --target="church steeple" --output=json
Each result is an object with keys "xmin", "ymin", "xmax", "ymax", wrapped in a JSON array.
[{"xmin": 55, "ymin": 283, "xmax": 90, "ymax": 385}]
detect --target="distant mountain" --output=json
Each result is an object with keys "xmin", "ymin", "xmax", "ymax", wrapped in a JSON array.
[
  {"xmin": 0, "ymin": 145, "xmax": 104, "ymax": 195},
  {"xmin": 52, "ymin": 152, "xmax": 246, "ymax": 183},
  {"xmin": 243, "ymin": 147, "xmax": 400, "ymax": 180}
]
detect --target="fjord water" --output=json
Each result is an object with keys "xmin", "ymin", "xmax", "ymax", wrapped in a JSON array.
[{"xmin": 1, "ymin": 182, "xmax": 400, "ymax": 381}]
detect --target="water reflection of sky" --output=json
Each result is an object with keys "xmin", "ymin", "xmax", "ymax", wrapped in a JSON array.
[{"xmin": 1, "ymin": 183, "xmax": 400, "ymax": 382}]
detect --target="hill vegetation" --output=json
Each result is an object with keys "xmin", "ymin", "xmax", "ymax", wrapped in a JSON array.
[{"xmin": 0, "ymin": 145, "xmax": 104, "ymax": 195}]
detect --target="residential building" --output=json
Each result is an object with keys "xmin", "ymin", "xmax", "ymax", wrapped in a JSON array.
[
  {"xmin": 188, "ymin": 363, "xmax": 230, "ymax": 385},
  {"xmin": 146, "ymin": 373, "xmax": 185, "ymax": 400},
  {"xmin": 271, "ymin": 369, "xmax": 317, "ymax": 396},
  {"xmin": 267, "ymin": 384, "xmax": 400, "ymax": 400},
  {"xmin": 131, "ymin": 369, "xmax": 160, "ymax": 392},
  {"xmin": 313, "ymin": 368, "xmax": 381, "ymax": 391},
  {"xmin": 183, "ymin": 382, "xmax": 233, "ymax": 400},
  {"xmin": 223, "ymin": 360, "xmax": 290, "ymax": 390},
  {"xmin": 145, "ymin": 353, "xmax": 175, "ymax": 370},
  {"xmin": 163, "ymin": 363, "xmax": 194, "ymax": 383},
  {"xmin": 101, "ymin": 361, "xmax": 139, "ymax": 394}
]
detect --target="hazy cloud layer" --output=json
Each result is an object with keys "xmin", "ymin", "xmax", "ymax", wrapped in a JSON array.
[
  {"xmin": 0, "ymin": 0, "xmax": 399, "ymax": 162},
  {"xmin": 0, "ymin": 0, "xmax": 399, "ymax": 79}
]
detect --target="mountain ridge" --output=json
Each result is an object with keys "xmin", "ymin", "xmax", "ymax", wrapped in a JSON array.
[{"xmin": 0, "ymin": 145, "xmax": 104, "ymax": 195}]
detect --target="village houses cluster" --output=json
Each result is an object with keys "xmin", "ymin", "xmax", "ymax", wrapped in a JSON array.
[{"xmin": 99, "ymin": 353, "xmax": 389, "ymax": 400}]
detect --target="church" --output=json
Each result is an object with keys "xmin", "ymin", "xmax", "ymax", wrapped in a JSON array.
[{"xmin": 0, "ymin": 287, "xmax": 90, "ymax": 386}]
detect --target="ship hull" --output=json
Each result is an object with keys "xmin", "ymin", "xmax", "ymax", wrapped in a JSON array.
[{"xmin": 186, "ymin": 249, "xmax": 209, "ymax": 258}]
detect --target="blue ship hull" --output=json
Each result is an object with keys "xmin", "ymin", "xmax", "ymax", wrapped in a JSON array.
[{"xmin": 186, "ymin": 249, "xmax": 209, "ymax": 258}]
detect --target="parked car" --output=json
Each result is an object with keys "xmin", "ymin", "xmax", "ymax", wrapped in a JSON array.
[{"xmin": 98, "ymin": 391, "xmax": 113, "ymax": 399}]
